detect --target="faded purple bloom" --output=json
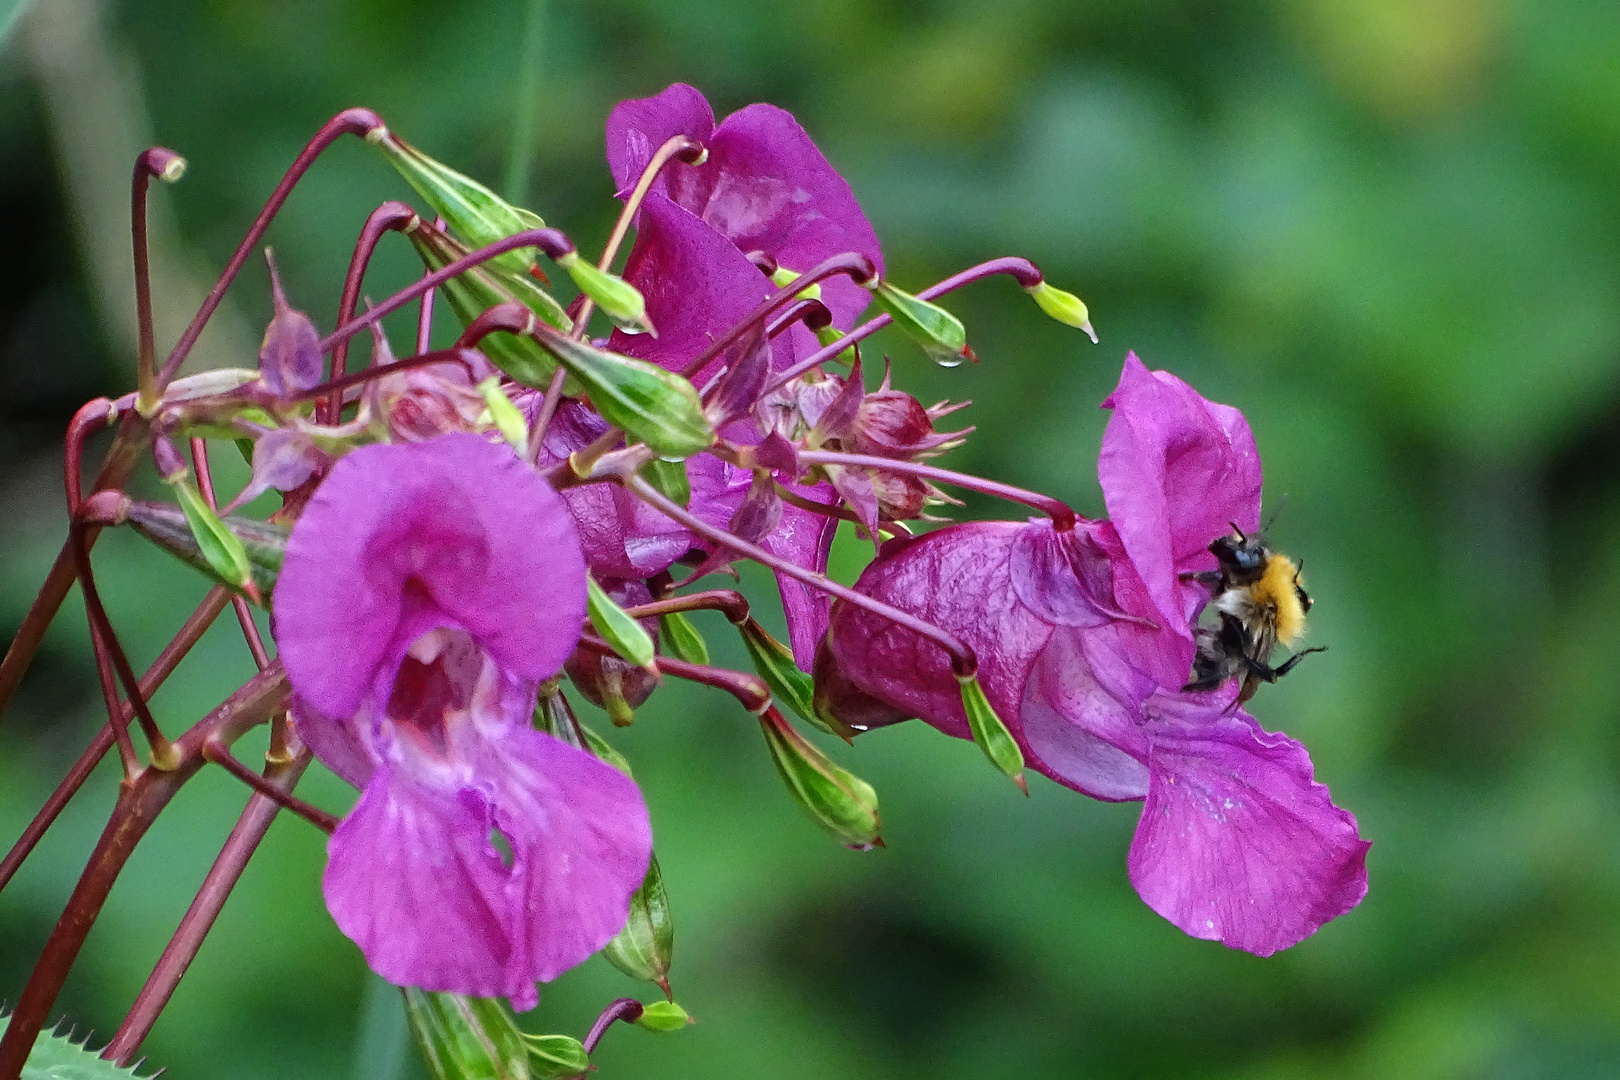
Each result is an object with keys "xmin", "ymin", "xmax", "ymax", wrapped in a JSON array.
[
  {"xmin": 818, "ymin": 354, "xmax": 1367, "ymax": 954},
  {"xmin": 606, "ymin": 82, "xmax": 883, "ymax": 334},
  {"xmin": 273, "ymin": 433, "xmax": 651, "ymax": 1007}
]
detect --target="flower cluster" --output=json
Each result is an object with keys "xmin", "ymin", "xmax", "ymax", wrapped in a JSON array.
[{"xmin": 89, "ymin": 82, "xmax": 1365, "ymax": 1024}]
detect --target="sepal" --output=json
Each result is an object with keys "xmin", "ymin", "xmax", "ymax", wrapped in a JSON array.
[
  {"xmin": 758, "ymin": 708, "xmax": 882, "ymax": 849},
  {"xmin": 166, "ymin": 476, "xmax": 260, "ymax": 602},
  {"xmin": 658, "ymin": 612, "xmax": 709, "ymax": 666},
  {"xmin": 959, "ymin": 674, "xmax": 1027, "ymax": 794},
  {"xmin": 585, "ymin": 576, "xmax": 659, "ymax": 676},
  {"xmin": 125, "ymin": 500, "xmax": 287, "ymax": 601}
]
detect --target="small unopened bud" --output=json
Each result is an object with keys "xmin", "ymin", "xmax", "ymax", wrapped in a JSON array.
[
  {"xmin": 603, "ymin": 853, "xmax": 675, "ymax": 995},
  {"xmin": 164, "ymin": 475, "xmax": 260, "ymax": 603},
  {"xmin": 1025, "ymin": 280, "xmax": 1097, "ymax": 343},
  {"xmin": 758, "ymin": 707, "xmax": 882, "ymax": 849},
  {"xmin": 401, "ymin": 989, "xmax": 530, "ymax": 1080},
  {"xmin": 959, "ymin": 674, "xmax": 1026, "ymax": 794},
  {"xmin": 374, "ymin": 133, "xmax": 547, "ymax": 278},
  {"xmin": 635, "ymin": 1001, "xmax": 694, "ymax": 1032},
  {"xmin": 585, "ymin": 576, "xmax": 659, "ymax": 676},
  {"xmin": 867, "ymin": 280, "xmax": 972, "ymax": 367},
  {"xmin": 476, "ymin": 376, "xmax": 529, "ymax": 456},
  {"xmin": 740, "ymin": 619, "xmax": 852, "ymax": 741},
  {"xmin": 556, "ymin": 250, "xmax": 655, "ymax": 336},
  {"xmin": 658, "ymin": 612, "xmax": 710, "ymax": 666},
  {"xmin": 524, "ymin": 1034, "xmax": 591, "ymax": 1078},
  {"xmin": 528, "ymin": 324, "xmax": 714, "ymax": 460},
  {"xmin": 258, "ymin": 249, "xmax": 324, "ymax": 395},
  {"xmin": 769, "ymin": 265, "xmax": 822, "ymax": 301}
]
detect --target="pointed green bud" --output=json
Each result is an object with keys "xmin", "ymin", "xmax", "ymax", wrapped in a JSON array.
[
  {"xmin": 740, "ymin": 619, "xmax": 854, "ymax": 741},
  {"xmin": 527, "ymin": 325, "xmax": 714, "ymax": 460},
  {"xmin": 372, "ymin": 131, "xmax": 543, "ymax": 277},
  {"xmin": 770, "ymin": 265, "xmax": 822, "ymax": 301},
  {"xmin": 401, "ymin": 989, "xmax": 531, "ymax": 1080},
  {"xmin": 639, "ymin": 456, "xmax": 690, "ymax": 508},
  {"xmin": 658, "ymin": 612, "xmax": 709, "ymax": 666},
  {"xmin": 166, "ymin": 476, "xmax": 258, "ymax": 602},
  {"xmin": 587, "ymin": 576, "xmax": 658, "ymax": 675},
  {"xmin": 406, "ymin": 224, "xmax": 571, "ymax": 390},
  {"xmin": 959, "ymin": 675, "xmax": 1027, "ymax": 794},
  {"xmin": 634, "ymin": 1001, "xmax": 694, "ymax": 1033},
  {"xmin": 603, "ymin": 853, "xmax": 675, "ymax": 995},
  {"xmin": 813, "ymin": 324, "xmax": 857, "ymax": 366},
  {"xmin": 477, "ymin": 376, "xmax": 529, "ymax": 455},
  {"xmin": 126, "ymin": 500, "xmax": 286, "ymax": 601},
  {"xmin": 867, "ymin": 280, "xmax": 972, "ymax": 367},
  {"xmin": 522, "ymin": 1035, "xmax": 589, "ymax": 1079},
  {"xmin": 1025, "ymin": 280, "xmax": 1097, "ymax": 343},
  {"xmin": 555, "ymin": 250, "xmax": 655, "ymax": 336},
  {"xmin": 758, "ymin": 708, "xmax": 882, "ymax": 849}
]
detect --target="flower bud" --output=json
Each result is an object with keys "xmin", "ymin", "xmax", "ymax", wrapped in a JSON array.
[
  {"xmin": 1025, "ymin": 280, "xmax": 1098, "ymax": 343},
  {"xmin": 658, "ymin": 612, "xmax": 709, "ymax": 666},
  {"xmin": 635, "ymin": 1001, "xmax": 694, "ymax": 1032},
  {"xmin": 867, "ymin": 280, "xmax": 973, "ymax": 367},
  {"xmin": 555, "ymin": 250, "xmax": 655, "ymax": 336},
  {"xmin": 524, "ymin": 1035, "xmax": 590, "ymax": 1079},
  {"xmin": 758, "ymin": 707, "xmax": 882, "ymax": 850},
  {"xmin": 401, "ymin": 988, "xmax": 531, "ymax": 1080},
  {"xmin": 529, "ymin": 324, "xmax": 714, "ymax": 460},
  {"xmin": 371, "ymin": 131, "xmax": 545, "ymax": 278},
  {"xmin": 959, "ymin": 674, "xmax": 1027, "ymax": 794},
  {"xmin": 639, "ymin": 457, "xmax": 690, "ymax": 508},
  {"xmin": 125, "ymin": 499, "xmax": 286, "ymax": 600},
  {"xmin": 165, "ymin": 474, "xmax": 260, "ymax": 603},
  {"xmin": 572, "ymin": 580, "xmax": 659, "ymax": 726},
  {"xmin": 602, "ymin": 853, "xmax": 675, "ymax": 996},
  {"xmin": 476, "ymin": 376, "xmax": 529, "ymax": 456},
  {"xmin": 258, "ymin": 249, "xmax": 324, "ymax": 396},
  {"xmin": 740, "ymin": 619, "xmax": 852, "ymax": 740},
  {"xmin": 406, "ymin": 223, "xmax": 571, "ymax": 388}
]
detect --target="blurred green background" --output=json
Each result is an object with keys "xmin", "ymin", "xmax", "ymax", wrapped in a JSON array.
[{"xmin": 4, "ymin": 0, "xmax": 1620, "ymax": 1077}]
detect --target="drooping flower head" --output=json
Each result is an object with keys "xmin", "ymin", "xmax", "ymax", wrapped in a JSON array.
[
  {"xmin": 273, "ymin": 433, "xmax": 652, "ymax": 1008},
  {"xmin": 818, "ymin": 354, "xmax": 1367, "ymax": 954}
]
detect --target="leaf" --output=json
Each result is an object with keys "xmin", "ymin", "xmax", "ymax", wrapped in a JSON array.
[
  {"xmin": 586, "ymin": 577, "xmax": 658, "ymax": 673},
  {"xmin": 0, "ymin": 1013, "xmax": 153, "ymax": 1080},
  {"xmin": 657, "ymin": 612, "xmax": 709, "ymax": 666}
]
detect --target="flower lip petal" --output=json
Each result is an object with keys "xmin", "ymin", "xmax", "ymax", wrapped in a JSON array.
[
  {"xmin": 274, "ymin": 433, "xmax": 587, "ymax": 720},
  {"xmin": 1126, "ymin": 690, "xmax": 1369, "ymax": 956}
]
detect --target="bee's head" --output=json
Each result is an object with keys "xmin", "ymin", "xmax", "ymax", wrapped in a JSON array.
[{"xmin": 1209, "ymin": 524, "xmax": 1269, "ymax": 581}]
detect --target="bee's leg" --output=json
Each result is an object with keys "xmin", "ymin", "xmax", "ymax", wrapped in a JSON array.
[
  {"xmin": 1271, "ymin": 646, "xmax": 1327, "ymax": 679},
  {"xmin": 1178, "ymin": 570, "xmax": 1222, "ymax": 592}
]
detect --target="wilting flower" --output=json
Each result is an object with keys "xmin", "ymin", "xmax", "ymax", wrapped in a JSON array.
[
  {"xmin": 818, "ymin": 354, "xmax": 1367, "ymax": 954},
  {"xmin": 273, "ymin": 433, "xmax": 652, "ymax": 1007}
]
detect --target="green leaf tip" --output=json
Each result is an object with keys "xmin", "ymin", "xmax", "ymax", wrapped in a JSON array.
[
  {"xmin": 0, "ymin": 1012, "xmax": 154, "ymax": 1080},
  {"xmin": 658, "ymin": 611, "xmax": 709, "ymax": 666}
]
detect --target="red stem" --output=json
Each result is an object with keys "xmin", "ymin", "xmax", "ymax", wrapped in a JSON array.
[
  {"xmin": 0, "ymin": 665, "xmax": 291, "ymax": 1080},
  {"xmin": 132, "ymin": 149, "xmax": 185, "ymax": 408},
  {"xmin": 104, "ymin": 747, "xmax": 313, "ymax": 1065},
  {"xmin": 621, "ymin": 589, "xmax": 751, "ymax": 625},
  {"xmin": 680, "ymin": 252, "xmax": 878, "ymax": 379},
  {"xmin": 201, "ymin": 741, "xmax": 336, "ymax": 833},
  {"xmin": 765, "ymin": 256, "xmax": 1045, "ymax": 393},
  {"xmin": 578, "ymin": 635, "xmax": 770, "ymax": 713},
  {"xmin": 414, "ymin": 217, "xmax": 445, "ymax": 356},
  {"xmin": 581, "ymin": 998, "xmax": 645, "ymax": 1054},
  {"xmin": 795, "ymin": 448, "xmax": 1077, "ymax": 530},
  {"xmin": 155, "ymin": 108, "xmax": 386, "ymax": 391},
  {"xmin": 325, "ymin": 201, "xmax": 418, "ymax": 423},
  {"xmin": 620, "ymin": 473, "xmax": 978, "ymax": 677},
  {"xmin": 0, "ymin": 587, "xmax": 232, "ymax": 894},
  {"xmin": 279, "ymin": 348, "xmax": 484, "ymax": 405}
]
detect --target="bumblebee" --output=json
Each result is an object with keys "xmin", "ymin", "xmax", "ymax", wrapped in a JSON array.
[{"xmin": 1182, "ymin": 524, "xmax": 1325, "ymax": 705}]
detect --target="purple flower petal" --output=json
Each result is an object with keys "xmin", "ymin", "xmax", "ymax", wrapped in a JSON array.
[
  {"xmin": 289, "ymin": 698, "xmax": 373, "ymax": 788},
  {"xmin": 1127, "ymin": 691, "xmax": 1369, "ymax": 956},
  {"xmin": 323, "ymin": 729, "xmax": 651, "ymax": 1006},
  {"xmin": 274, "ymin": 434, "xmax": 587, "ymax": 720},
  {"xmin": 1018, "ymin": 627, "xmax": 1149, "ymax": 801},
  {"xmin": 605, "ymin": 83, "xmax": 715, "ymax": 198},
  {"xmin": 1098, "ymin": 352, "xmax": 1262, "ymax": 632}
]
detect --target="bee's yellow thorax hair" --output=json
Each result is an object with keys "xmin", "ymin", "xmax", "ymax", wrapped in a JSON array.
[{"xmin": 1255, "ymin": 554, "xmax": 1307, "ymax": 647}]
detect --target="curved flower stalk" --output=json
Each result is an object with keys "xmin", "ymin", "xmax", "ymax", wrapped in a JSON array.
[
  {"xmin": 817, "ymin": 354, "xmax": 1368, "ymax": 954},
  {"xmin": 273, "ymin": 434, "xmax": 652, "ymax": 1006}
]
